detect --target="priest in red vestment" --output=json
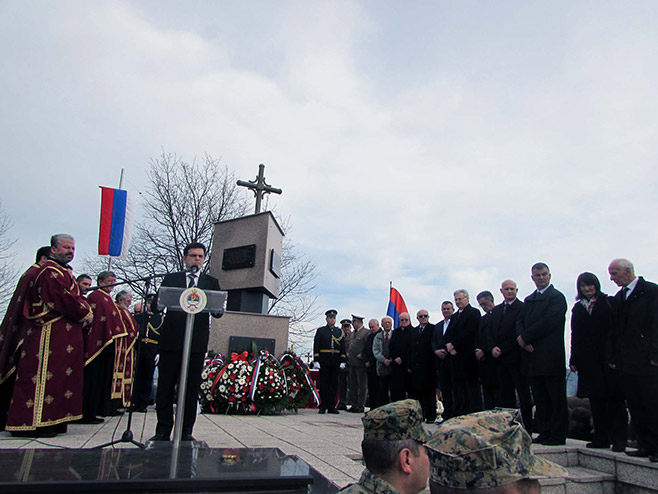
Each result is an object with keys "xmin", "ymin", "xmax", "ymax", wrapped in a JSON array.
[
  {"xmin": 0, "ymin": 246, "xmax": 51, "ymax": 431},
  {"xmin": 81, "ymin": 271, "xmax": 126, "ymax": 423},
  {"xmin": 114, "ymin": 290, "xmax": 138, "ymax": 407},
  {"xmin": 5, "ymin": 234, "xmax": 93, "ymax": 437}
]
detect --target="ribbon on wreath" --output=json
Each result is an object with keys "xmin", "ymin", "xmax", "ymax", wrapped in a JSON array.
[
  {"xmin": 209, "ymin": 352, "xmax": 249, "ymax": 413},
  {"xmin": 231, "ymin": 351, "xmax": 248, "ymax": 362},
  {"xmin": 281, "ymin": 351, "xmax": 320, "ymax": 406},
  {"xmin": 249, "ymin": 352, "xmax": 264, "ymax": 401}
]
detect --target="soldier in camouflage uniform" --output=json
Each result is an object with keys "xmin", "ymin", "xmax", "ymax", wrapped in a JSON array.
[
  {"xmin": 340, "ymin": 399, "xmax": 430, "ymax": 494},
  {"xmin": 426, "ymin": 409, "xmax": 566, "ymax": 494}
]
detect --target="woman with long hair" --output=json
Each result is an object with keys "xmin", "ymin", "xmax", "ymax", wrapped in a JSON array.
[{"xmin": 569, "ymin": 272, "xmax": 627, "ymax": 451}]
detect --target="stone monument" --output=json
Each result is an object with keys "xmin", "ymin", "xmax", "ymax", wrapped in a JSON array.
[{"xmin": 207, "ymin": 164, "xmax": 290, "ymax": 357}]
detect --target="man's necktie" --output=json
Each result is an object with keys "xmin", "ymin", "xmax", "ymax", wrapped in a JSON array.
[
  {"xmin": 188, "ymin": 274, "xmax": 196, "ymax": 288},
  {"xmin": 384, "ymin": 332, "xmax": 389, "ymax": 341},
  {"xmin": 622, "ymin": 286, "xmax": 629, "ymax": 300}
]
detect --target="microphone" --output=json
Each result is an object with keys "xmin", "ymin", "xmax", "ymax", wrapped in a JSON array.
[{"xmin": 187, "ymin": 265, "xmax": 199, "ymax": 274}]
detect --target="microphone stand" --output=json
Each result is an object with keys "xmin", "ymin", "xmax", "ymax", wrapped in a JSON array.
[{"xmin": 92, "ymin": 272, "xmax": 168, "ymax": 450}]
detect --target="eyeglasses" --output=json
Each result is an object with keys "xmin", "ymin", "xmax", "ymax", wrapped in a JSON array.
[
  {"xmin": 399, "ymin": 318, "xmax": 409, "ymax": 321},
  {"xmin": 418, "ymin": 315, "xmax": 429, "ymax": 318}
]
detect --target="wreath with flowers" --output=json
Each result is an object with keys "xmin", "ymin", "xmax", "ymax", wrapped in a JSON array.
[
  {"xmin": 250, "ymin": 349, "xmax": 288, "ymax": 415},
  {"xmin": 210, "ymin": 352, "xmax": 255, "ymax": 413},
  {"xmin": 279, "ymin": 351, "xmax": 319, "ymax": 411},
  {"xmin": 199, "ymin": 353, "xmax": 225, "ymax": 412}
]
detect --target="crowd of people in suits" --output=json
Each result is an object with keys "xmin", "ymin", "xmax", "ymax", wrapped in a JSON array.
[{"xmin": 314, "ymin": 260, "xmax": 658, "ymax": 463}]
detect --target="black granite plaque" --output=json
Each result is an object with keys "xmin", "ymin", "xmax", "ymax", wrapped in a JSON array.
[
  {"xmin": 229, "ymin": 336, "xmax": 275, "ymax": 355},
  {"xmin": 269, "ymin": 249, "xmax": 281, "ymax": 279},
  {"xmin": 222, "ymin": 244, "xmax": 256, "ymax": 270}
]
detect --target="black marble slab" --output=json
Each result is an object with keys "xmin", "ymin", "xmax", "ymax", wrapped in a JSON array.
[{"xmin": 0, "ymin": 445, "xmax": 339, "ymax": 493}]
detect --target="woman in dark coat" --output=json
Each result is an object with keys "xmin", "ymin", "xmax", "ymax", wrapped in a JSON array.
[{"xmin": 569, "ymin": 272, "xmax": 627, "ymax": 451}]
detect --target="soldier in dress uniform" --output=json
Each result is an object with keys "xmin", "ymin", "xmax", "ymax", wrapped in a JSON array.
[
  {"xmin": 340, "ymin": 399, "xmax": 430, "ymax": 494},
  {"xmin": 313, "ymin": 309, "xmax": 347, "ymax": 414},
  {"xmin": 426, "ymin": 409, "xmax": 566, "ymax": 494},
  {"xmin": 132, "ymin": 294, "xmax": 162, "ymax": 412}
]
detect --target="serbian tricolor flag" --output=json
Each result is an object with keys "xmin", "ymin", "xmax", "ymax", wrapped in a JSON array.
[
  {"xmin": 98, "ymin": 186, "xmax": 136, "ymax": 258},
  {"xmin": 386, "ymin": 285, "xmax": 408, "ymax": 327}
]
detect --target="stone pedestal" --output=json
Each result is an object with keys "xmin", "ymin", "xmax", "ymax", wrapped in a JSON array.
[
  {"xmin": 208, "ymin": 311, "xmax": 290, "ymax": 357},
  {"xmin": 208, "ymin": 211, "xmax": 289, "ymax": 358},
  {"xmin": 210, "ymin": 212, "xmax": 283, "ymax": 314}
]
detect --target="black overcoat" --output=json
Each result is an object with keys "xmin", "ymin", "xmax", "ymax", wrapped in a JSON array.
[
  {"xmin": 409, "ymin": 323, "xmax": 436, "ymax": 390},
  {"xmin": 570, "ymin": 296, "xmax": 623, "ymax": 398},
  {"xmin": 516, "ymin": 285, "xmax": 567, "ymax": 377},
  {"xmin": 445, "ymin": 304, "xmax": 481, "ymax": 381},
  {"xmin": 487, "ymin": 299, "xmax": 524, "ymax": 365},
  {"xmin": 607, "ymin": 277, "xmax": 658, "ymax": 376}
]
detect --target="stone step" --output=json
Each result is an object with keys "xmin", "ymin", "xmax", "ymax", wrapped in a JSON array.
[
  {"xmin": 539, "ymin": 466, "xmax": 615, "ymax": 494},
  {"xmin": 535, "ymin": 443, "xmax": 658, "ymax": 494}
]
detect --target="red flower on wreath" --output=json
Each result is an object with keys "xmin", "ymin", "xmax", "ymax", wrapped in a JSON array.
[{"xmin": 228, "ymin": 395, "xmax": 236, "ymax": 402}]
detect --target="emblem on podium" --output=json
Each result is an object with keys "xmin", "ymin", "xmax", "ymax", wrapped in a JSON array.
[{"xmin": 179, "ymin": 287, "xmax": 208, "ymax": 314}]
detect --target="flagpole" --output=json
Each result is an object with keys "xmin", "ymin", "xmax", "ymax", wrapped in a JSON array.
[{"xmin": 107, "ymin": 168, "xmax": 125, "ymax": 271}]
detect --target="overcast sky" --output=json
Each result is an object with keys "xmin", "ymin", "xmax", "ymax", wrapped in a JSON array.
[{"xmin": 2, "ymin": 1, "xmax": 658, "ymax": 352}]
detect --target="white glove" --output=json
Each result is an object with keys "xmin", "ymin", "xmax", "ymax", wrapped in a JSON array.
[
  {"xmin": 154, "ymin": 354, "xmax": 160, "ymax": 366},
  {"xmin": 339, "ymin": 362, "xmax": 346, "ymax": 370},
  {"xmin": 313, "ymin": 361, "xmax": 321, "ymax": 370}
]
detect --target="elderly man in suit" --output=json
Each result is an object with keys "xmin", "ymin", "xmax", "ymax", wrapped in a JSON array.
[
  {"xmin": 150, "ymin": 242, "xmax": 221, "ymax": 442},
  {"xmin": 431, "ymin": 301, "xmax": 455, "ymax": 421},
  {"xmin": 487, "ymin": 280, "xmax": 532, "ymax": 432},
  {"xmin": 607, "ymin": 258, "xmax": 658, "ymax": 461},
  {"xmin": 444, "ymin": 290, "xmax": 482, "ymax": 416},
  {"xmin": 516, "ymin": 263, "xmax": 568, "ymax": 446}
]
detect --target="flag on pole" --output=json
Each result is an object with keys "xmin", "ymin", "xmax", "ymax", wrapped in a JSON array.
[
  {"xmin": 98, "ymin": 186, "xmax": 136, "ymax": 258},
  {"xmin": 386, "ymin": 285, "xmax": 408, "ymax": 327}
]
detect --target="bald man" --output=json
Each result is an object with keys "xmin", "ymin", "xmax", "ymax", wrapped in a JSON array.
[{"xmin": 488, "ymin": 280, "xmax": 532, "ymax": 432}]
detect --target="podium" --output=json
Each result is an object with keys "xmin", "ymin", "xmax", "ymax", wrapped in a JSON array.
[{"xmin": 156, "ymin": 286, "xmax": 227, "ymax": 463}]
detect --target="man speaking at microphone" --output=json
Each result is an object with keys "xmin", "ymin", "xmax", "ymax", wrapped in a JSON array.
[{"xmin": 150, "ymin": 242, "xmax": 221, "ymax": 442}]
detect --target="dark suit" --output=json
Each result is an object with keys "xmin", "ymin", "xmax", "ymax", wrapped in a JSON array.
[
  {"xmin": 389, "ymin": 325, "xmax": 413, "ymax": 401},
  {"xmin": 516, "ymin": 285, "xmax": 568, "ymax": 443},
  {"xmin": 608, "ymin": 277, "xmax": 658, "ymax": 453},
  {"xmin": 408, "ymin": 323, "xmax": 436, "ymax": 421},
  {"xmin": 488, "ymin": 299, "xmax": 533, "ymax": 432},
  {"xmin": 431, "ymin": 319, "xmax": 454, "ymax": 419},
  {"xmin": 155, "ymin": 271, "xmax": 221, "ymax": 437},
  {"xmin": 477, "ymin": 312, "xmax": 498, "ymax": 410},
  {"xmin": 445, "ymin": 305, "xmax": 482, "ymax": 415}
]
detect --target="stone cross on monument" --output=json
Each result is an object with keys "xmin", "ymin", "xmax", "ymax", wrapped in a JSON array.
[{"xmin": 236, "ymin": 164, "xmax": 282, "ymax": 214}]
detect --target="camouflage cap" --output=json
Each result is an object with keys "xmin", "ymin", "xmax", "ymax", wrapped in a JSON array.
[
  {"xmin": 426, "ymin": 408, "xmax": 567, "ymax": 489},
  {"xmin": 362, "ymin": 399, "xmax": 430, "ymax": 443}
]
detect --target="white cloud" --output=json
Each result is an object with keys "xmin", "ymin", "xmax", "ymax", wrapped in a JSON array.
[{"xmin": 2, "ymin": 0, "xmax": 658, "ymax": 356}]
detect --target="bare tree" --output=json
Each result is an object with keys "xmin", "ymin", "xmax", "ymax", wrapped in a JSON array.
[
  {"xmin": 268, "ymin": 218, "xmax": 320, "ymax": 342},
  {"xmin": 84, "ymin": 151, "xmax": 250, "ymax": 295},
  {"xmin": 84, "ymin": 152, "xmax": 320, "ymax": 340},
  {"xmin": 0, "ymin": 200, "xmax": 18, "ymax": 314}
]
